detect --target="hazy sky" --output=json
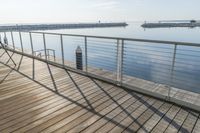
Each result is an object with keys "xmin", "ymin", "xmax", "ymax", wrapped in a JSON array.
[{"xmin": 0, "ymin": 0, "xmax": 199, "ymax": 24}]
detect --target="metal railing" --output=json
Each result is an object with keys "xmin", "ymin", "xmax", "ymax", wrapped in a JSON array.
[
  {"xmin": 33, "ymin": 49, "xmax": 56, "ymax": 61},
  {"xmin": 1, "ymin": 31, "xmax": 200, "ymax": 99}
]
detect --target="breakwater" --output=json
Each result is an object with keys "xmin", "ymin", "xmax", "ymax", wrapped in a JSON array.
[
  {"xmin": 0, "ymin": 22, "xmax": 128, "ymax": 32},
  {"xmin": 142, "ymin": 22, "xmax": 200, "ymax": 28}
]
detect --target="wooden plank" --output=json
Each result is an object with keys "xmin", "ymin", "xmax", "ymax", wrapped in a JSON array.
[
  {"xmin": 0, "ymin": 77, "xmax": 100, "ymax": 125},
  {"xmin": 88, "ymin": 95, "xmax": 147, "ymax": 133},
  {"xmin": 0, "ymin": 76, "xmax": 88, "ymax": 115},
  {"xmin": 122, "ymin": 100, "xmax": 164, "ymax": 133},
  {"xmin": 0, "ymin": 70, "xmax": 87, "ymax": 106},
  {"xmin": 98, "ymin": 96, "xmax": 150, "ymax": 133},
  {"xmin": 15, "ymin": 86, "xmax": 118, "ymax": 133},
  {"xmin": 40, "ymin": 91, "xmax": 130, "ymax": 133},
  {"xmin": 178, "ymin": 112, "xmax": 199, "ymax": 133},
  {"xmin": 1, "ymin": 74, "xmax": 79, "ymax": 106},
  {"xmin": 21, "ymin": 87, "xmax": 123, "ymax": 133},
  {"xmin": 0, "ymin": 74, "xmax": 91, "ymax": 110},
  {"xmin": 54, "ymin": 94, "xmax": 144, "ymax": 133},
  {"xmin": 3, "ymin": 71, "xmax": 117, "ymax": 132},
  {"xmin": 192, "ymin": 117, "xmax": 200, "ymax": 133},
  {"xmin": 98, "ymin": 98, "xmax": 157, "ymax": 133},
  {"xmin": 164, "ymin": 108, "xmax": 189, "ymax": 133},
  {"xmin": 0, "ymin": 73, "xmax": 83, "ymax": 106},
  {"xmin": 137, "ymin": 103, "xmax": 172, "ymax": 133},
  {"xmin": 1, "ymin": 80, "xmax": 114, "ymax": 132},
  {"xmin": 151, "ymin": 105, "xmax": 181, "ymax": 133}
]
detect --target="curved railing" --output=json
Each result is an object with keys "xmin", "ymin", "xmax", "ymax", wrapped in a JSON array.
[{"xmin": 1, "ymin": 31, "xmax": 200, "ymax": 110}]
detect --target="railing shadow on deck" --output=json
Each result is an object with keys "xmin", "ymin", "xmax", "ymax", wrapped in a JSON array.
[
  {"xmin": 0, "ymin": 52, "xmax": 192, "ymax": 133},
  {"xmin": 0, "ymin": 48, "xmax": 16, "ymax": 84}
]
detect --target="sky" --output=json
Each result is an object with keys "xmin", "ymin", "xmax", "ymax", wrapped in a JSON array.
[{"xmin": 0, "ymin": 0, "xmax": 199, "ymax": 24}]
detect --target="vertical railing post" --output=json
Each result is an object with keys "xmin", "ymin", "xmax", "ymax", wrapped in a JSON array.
[
  {"xmin": 43, "ymin": 33, "xmax": 47, "ymax": 61},
  {"xmin": 168, "ymin": 43, "xmax": 177, "ymax": 99},
  {"xmin": 121, "ymin": 40, "xmax": 124, "ymax": 84},
  {"xmin": 53, "ymin": 50, "xmax": 56, "ymax": 61},
  {"xmin": 0, "ymin": 34, "xmax": 1, "ymax": 44},
  {"xmin": 4, "ymin": 32, "xmax": 6, "ymax": 38},
  {"xmin": 84, "ymin": 36, "xmax": 88, "ymax": 72},
  {"xmin": 116, "ymin": 39, "xmax": 124, "ymax": 85},
  {"xmin": 171, "ymin": 44, "xmax": 177, "ymax": 74},
  {"xmin": 3, "ymin": 32, "xmax": 8, "ymax": 45},
  {"xmin": 60, "ymin": 35, "xmax": 65, "ymax": 66},
  {"xmin": 116, "ymin": 39, "xmax": 120, "ymax": 84},
  {"xmin": 11, "ymin": 32, "xmax": 15, "ymax": 49},
  {"xmin": 47, "ymin": 50, "xmax": 50, "ymax": 60},
  {"xmin": 29, "ymin": 33, "xmax": 34, "ymax": 55},
  {"xmin": 19, "ymin": 32, "xmax": 24, "ymax": 52},
  {"xmin": 29, "ymin": 32, "xmax": 35, "ymax": 79}
]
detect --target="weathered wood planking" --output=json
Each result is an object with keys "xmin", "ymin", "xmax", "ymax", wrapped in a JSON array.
[{"xmin": 0, "ymin": 50, "xmax": 199, "ymax": 133}]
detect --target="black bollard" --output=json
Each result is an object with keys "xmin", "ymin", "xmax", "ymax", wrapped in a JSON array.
[{"xmin": 76, "ymin": 46, "xmax": 83, "ymax": 70}]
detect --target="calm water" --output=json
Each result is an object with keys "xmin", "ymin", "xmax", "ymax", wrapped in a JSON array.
[
  {"xmin": 43, "ymin": 22, "xmax": 200, "ymax": 43},
  {"xmin": 2, "ymin": 22, "xmax": 200, "ymax": 93}
]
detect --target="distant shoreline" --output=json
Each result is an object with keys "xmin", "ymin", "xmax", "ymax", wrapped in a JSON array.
[{"xmin": 0, "ymin": 22, "xmax": 128, "ymax": 32}]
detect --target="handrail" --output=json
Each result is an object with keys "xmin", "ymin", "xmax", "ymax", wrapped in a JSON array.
[
  {"xmin": 33, "ymin": 49, "xmax": 56, "ymax": 61},
  {"xmin": 26, "ymin": 31, "xmax": 200, "ymax": 47},
  {"xmin": 1, "ymin": 30, "xmax": 200, "ymax": 46},
  {"xmin": 33, "ymin": 49, "xmax": 55, "ymax": 53}
]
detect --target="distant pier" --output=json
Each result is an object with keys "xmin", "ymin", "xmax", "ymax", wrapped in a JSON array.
[
  {"xmin": 142, "ymin": 20, "xmax": 200, "ymax": 28},
  {"xmin": 0, "ymin": 22, "xmax": 128, "ymax": 32}
]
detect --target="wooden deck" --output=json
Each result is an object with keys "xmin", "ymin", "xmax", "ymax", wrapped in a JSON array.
[{"xmin": 0, "ymin": 49, "xmax": 200, "ymax": 133}]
